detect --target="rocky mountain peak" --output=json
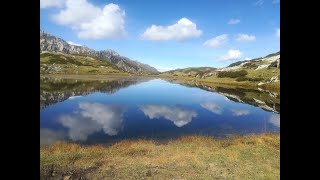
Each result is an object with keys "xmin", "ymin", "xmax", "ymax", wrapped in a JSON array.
[
  {"xmin": 103, "ymin": 49, "xmax": 120, "ymax": 57},
  {"xmin": 40, "ymin": 30, "xmax": 159, "ymax": 74}
]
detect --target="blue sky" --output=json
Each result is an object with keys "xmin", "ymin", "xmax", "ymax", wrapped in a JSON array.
[{"xmin": 40, "ymin": 0, "xmax": 280, "ymax": 71}]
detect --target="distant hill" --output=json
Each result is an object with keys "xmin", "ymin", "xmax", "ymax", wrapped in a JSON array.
[
  {"xmin": 165, "ymin": 67, "xmax": 217, "ymax": 78},
  {"xmin": 161, "ymin": 52, "xmax": 280, "ymax": 85},
  {"xmin": 40, "ymin": 29, "xmax": 159, "ymax": 74},
  {"xmin": 228, "ymin": 51, "xmax": 280, "ymax": 67}
]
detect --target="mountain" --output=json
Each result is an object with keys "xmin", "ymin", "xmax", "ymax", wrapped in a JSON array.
[
  {"xmin": 162, "ymin": 52, "xmax": 280, "ymax": 85},
  {"xmin": 40, "ymin": 29, "xmax": 159, "ymax": 74},
  {"xmin": 40, "ymin": 51, "xmax": 124, "ymax": 74},
  {"xmin": 228, "ymin": 51, "xmax": 280, "ymax": 68}
]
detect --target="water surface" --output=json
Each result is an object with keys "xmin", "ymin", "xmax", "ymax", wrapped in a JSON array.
[{"xmin": 40, "ymin": 77, "xmax": 280, "ymax": 145}]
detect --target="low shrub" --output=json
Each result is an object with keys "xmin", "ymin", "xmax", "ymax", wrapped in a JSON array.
[
  {"xmin": 236, "ymin": 77, "xmax": 264, "ymax": 82},
  {"xmin": 217, "ymin": 70, "xmax": 248, "ymax": 78}
]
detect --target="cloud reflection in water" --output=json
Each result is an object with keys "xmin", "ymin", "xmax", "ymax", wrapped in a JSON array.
[
  {"xmin": 140, "ymin": 105, "xmax": 197, "ymax": 127},
  {"xmin": 269, "ymin": 113, "xmax": 280, "ymax": 127},
  {"xmin": 231, "ymin": 109, "xmax": 250, "ymax": 116},
  {"xmin": 200, "ymin": 102, "xmax": 223, "ymax": 115},
  {"xmin": 59, "ymin": 102, "xmax": 125, "ymax": 141}
]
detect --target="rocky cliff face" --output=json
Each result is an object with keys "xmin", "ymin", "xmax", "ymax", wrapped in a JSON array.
[{"xmin": 40, "ymin": 30, "xmax": 159, "ymax": 74}]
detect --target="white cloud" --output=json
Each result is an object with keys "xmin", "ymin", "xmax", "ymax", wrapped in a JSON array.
[
  {"xmin": 236, "ymin": 34, "xmax": 256, "ymax": 42},
  {"xmin": 276, "ymin": 28, "xmax": 280, "ymax": 38},
  {"xmin": 203, "ymin": 34, "xmax": 228, "ymax": 48},
  {"xmin": 269, "ymin": 113, "xmax": 280, "ymax": 127},
  {"xmin": 245, "ymin": 57, "xmax": 251, "ymax": 60},
  {"xmin": 200, "ymin": 102, "xmax": 223, "ymax": 115},
  {"xmin": 217, "ymin": 49, "xmax": 243, "ymax": 62},
  {"xmin": 231, "ymin": 109, "xmax": 250, "ymax": 116},
  {"xmin": 59, "ymin": 102, "xmax": 125, "ymax": 141},
  {"xmin": 52, "ymin": 0, "xmax": 126, "ymax": 40},
  {"xmin": 140, "ymin": 105, "xmax": 197, "ymax": 127},
  {"xmin": 255, "ymin": 0, "xmax": 264, "ymax": 6},
  {"xmin": 141, "ymin": 18, "xmax": 202, "ymax": 41},
  {"xmin": 272, "ymin": 0, "xmax": 280, "ymax": 4},
  {"xmin": 228, "ymin": 18, "xmax": 240, "ymax": 25},
  {"xmin": 40, "ymin": 0, "xmax": 65, "ymax": 8},
  {"xmin": 67, "ymin": 41, "xmax": 82, "ymax": 46}
]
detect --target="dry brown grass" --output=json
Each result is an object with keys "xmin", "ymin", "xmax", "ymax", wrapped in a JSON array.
[{"xmin": 40, "ymin": 133, "xmax": 280, "ymax": 180}]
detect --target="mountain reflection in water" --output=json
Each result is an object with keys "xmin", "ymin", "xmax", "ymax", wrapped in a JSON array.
[
  {"xmin": 40, "ymin": 77, "xmax": 151, "ymax": 109},
  {"xmin": 40, "ymin": 77, "xmax": 280, "ymax": 145}
]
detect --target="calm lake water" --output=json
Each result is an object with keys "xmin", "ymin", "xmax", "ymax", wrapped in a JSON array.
[{"xmin": 40, "ymin": 77, "xmax": 280, "ymax": 145}]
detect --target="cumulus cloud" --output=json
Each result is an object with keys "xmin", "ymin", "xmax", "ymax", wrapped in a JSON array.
[
  {"xmin": 67, "ymin": 41, "xmax": 82, "ymax": 46},
  {"xmin": 200, "ymin": 102, "xmax": 223, "ymax": 115},
  {"xmin": 59, "ymin": 102, "xmax": 125, "ymax": 141},
  {"xmin": 236, "ymin": 34, "xmax": 256, "ymax": 42},
  {"xmin": 141, "ymin": 18, "xmax": 202, "ymax": 41},
  {"xmin": 228, "ymin": 18, "xmax": 240, "ymax": 25},
  {"xmin": 51, "ymin": 0, "xmax": 126, "ymax": 40},
  {"xmin": 140, "ymin": 105, "xmax": 197, "ymax": 127},
  {"xmin": 40, "ymin": 0, "xmax": 65, "ymax": 8},
  {"xmin": 255, "ymin": 0, "xmax": 264, "ymax": 6},
  {"xmin": 269, "ymin": 113, "xmax": 280, "ymax": 127},
  {"xmin": 231, "ymin": 109, "xmax": 250, "ymax": 116},
  {"xmin": 203, "ymin": 34, "xmax": 228, "ymax": 48},
  {"xmin": 276, "ymin": 28, "xmax": 280, "ymax": 38},
  {"xmin": 245, "ymin": 57, "xmax": 252, "ymax": 60},
  {"xmin": 217, "ymin": 49, "xmax": 243, "ymax": 62}
]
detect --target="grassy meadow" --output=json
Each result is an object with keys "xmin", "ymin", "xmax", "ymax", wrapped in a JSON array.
[{"xmin": 41, "ymin": 133, "xmax": 280, "ymax": 180}]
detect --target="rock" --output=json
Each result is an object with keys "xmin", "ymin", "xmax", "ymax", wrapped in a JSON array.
[
  {"xmin": 255, "ymin": 64, "xmax": 269, "ymax": 70},
  {"xmin": 269, "ymin": 75, "xmax": 279, "ymax": 82},
  {"xmin": 63, "ymin": 176, "xmax": 71, "ymax": 180},
  {"xmin": 146, "ymin": 169, "xmax": 152, "ymax": 177},
  {"xmin": 276, "ymin": 58, "xmax": 280, "ymax": 68},
  {"xmin": 253, "ymin": 98, "xmax": 266, "ymax": 104},
  {"xmin": 258, "ymin": 82, "xmax": 265, "ymax": 86}
]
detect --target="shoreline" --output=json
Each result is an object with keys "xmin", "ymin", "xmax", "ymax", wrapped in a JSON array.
[{"xmin": 40, "ymin": 73, "xmax": 280, "ymax": 92}]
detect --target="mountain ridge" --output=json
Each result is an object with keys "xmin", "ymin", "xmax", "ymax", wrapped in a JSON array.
[{"xmin": 40, "ymin": 29, "xmax": 159, "ymax": 74}]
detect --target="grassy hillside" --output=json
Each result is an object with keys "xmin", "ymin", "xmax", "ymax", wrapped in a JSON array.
[
  {"xmin": 160, "ymin": 54, "xmax": 280, "ymax": 89},
  {"xmin": 165, "ymin": 67, "xmax": 217, "ymax": 77},
  {"xmin": 40, "ymin": 52, "xmax": 129, "ymax": 75},
  {"xmin": 41, "ymin": 133, "xmax": 279, "ymax": 180}
]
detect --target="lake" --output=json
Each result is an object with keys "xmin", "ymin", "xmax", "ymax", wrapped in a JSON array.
[{"xmin": 40, "ymin": 76, "xmax": 280, "ymax": 145}]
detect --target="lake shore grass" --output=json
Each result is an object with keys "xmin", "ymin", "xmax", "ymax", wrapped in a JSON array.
[{"xmin": 40, "ymin": 133, "xmax": 280, "ymax": 180}]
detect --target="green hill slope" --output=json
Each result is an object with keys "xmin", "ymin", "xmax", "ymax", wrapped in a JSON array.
[
  {"xmin": 160, "ymin": 52, "xmax": 280, "ymax": 88},
  {"xmin": 40, "ymin": 52, "xmax": 128, "ymax": 75}
]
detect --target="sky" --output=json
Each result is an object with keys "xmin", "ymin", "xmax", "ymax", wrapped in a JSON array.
[{"xmin": 40, "ymin": 0, "xmax": 280, "ymax": 72}]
